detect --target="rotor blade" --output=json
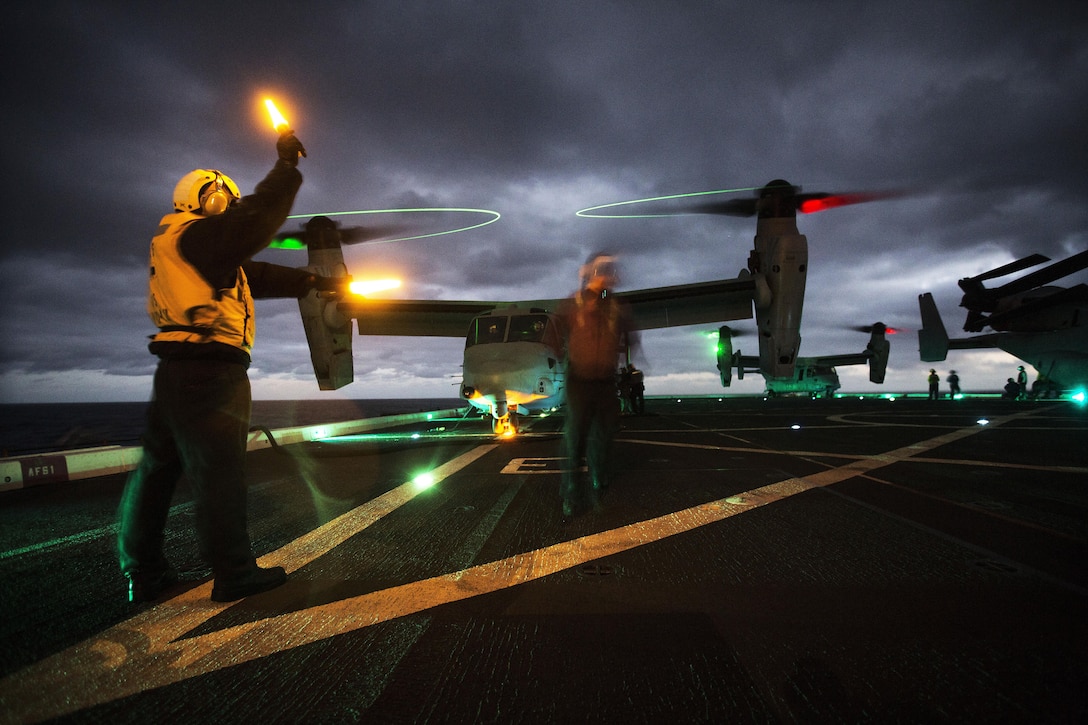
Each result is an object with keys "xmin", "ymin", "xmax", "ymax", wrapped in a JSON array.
[
  {"xmin": 797, "ymin": 190, "xmax": 903, "ymax": 214},
  {"xmin": 969, "ymin": 253, "xmax": 1051, "ymax": 284},
  {"xmin": 646, "ymin": 181, "xmax": 901, "ymax": 217},
  {"xmin": 686, "ymin": 198, "xmax": 760, "ymax": 217},
  {"xmin": 847, "ymin": 323, "xmax": 907, "ymax": 335},
  {"xmin": 339, "ymin": 224, "xmax": 413, "ymax": 245},
  {"xmin": 645, "ymin": 198, "xmax": 759, "ymax": 217},
  {"xmin": 988, "ymin": 250, "xmax": 1088, "ymax": 299}
]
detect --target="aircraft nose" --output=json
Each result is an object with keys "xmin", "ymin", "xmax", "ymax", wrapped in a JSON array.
[{"xmin": 463, "ymin": 351, "xmax": 548, "ymax": 400}]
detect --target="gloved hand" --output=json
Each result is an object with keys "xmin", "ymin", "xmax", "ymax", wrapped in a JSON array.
[{"xmin": 277, "ymin": 131, "xmax": 307, "ymax": 166}]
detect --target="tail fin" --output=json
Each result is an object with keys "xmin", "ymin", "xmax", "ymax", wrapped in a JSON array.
[{"xmin": 918, "ymin": 293, "xmax": 950, "ymax": 362}]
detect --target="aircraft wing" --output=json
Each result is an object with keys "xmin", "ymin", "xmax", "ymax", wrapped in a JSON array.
[
  {"xmin": 341, "ymin": 299, "xmax": 508, "ymax": 337},
  {"xmin": 734, "ymin": 355, "xmax": 761, "ymax": 372},
  {"xmin": 741, "ymin": 350, "xmax": 875, "ymax": 370},
  {"xmin": 339, "ymin": 276, "xmax": 756, "ymax": 337},
  {"xmin": 617, "ymin": 277, "xmax": 756, "ymax": 330},
  {"xmin": 736, "ymin": 348, "xmax": 883, "ymax": 370},
  {"xmin": 804, "ymin": 351, "xmax": 876, "ymax": 367}
]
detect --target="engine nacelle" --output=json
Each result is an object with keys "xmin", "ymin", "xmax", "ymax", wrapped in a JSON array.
[
  {"xmin": 866, "ymin": 322, "xmax": 890, "ymax": 384},
  {"xmin": 298, "ymin": 217, "xmax": 354, "ymax": 390}
]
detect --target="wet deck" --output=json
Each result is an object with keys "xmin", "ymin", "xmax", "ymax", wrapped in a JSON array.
[{"xmin": 1, "ymin": 396, "xmax": 1085, "ymax": 723}]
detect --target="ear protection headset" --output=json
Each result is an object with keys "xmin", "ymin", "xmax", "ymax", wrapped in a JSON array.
[
  {"xmin": 201, "ymin": 171, "xmax": 231, "ymax": 215},
  {"xmin": 173, "ymin": 168, "xmax": 241, "ymax": 214}
]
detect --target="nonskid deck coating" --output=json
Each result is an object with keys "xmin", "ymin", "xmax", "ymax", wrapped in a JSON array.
[{"xmin": 1, "ymin": 397, "xmax": 1085, "ymax": 723}]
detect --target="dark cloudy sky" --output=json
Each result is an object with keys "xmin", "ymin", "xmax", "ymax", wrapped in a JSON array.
[{"xmin": 3, "ymin": 1, "xmax": 1086, "ymax": 403}]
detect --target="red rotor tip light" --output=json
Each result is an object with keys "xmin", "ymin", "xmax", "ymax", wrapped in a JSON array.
[{"xmin": 799, "ymin": 192, "xmax": 898, "ymax": 214}]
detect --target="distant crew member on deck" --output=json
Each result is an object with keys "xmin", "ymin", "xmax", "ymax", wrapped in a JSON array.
[
  {"xmin": 627, "ymin": 364, "xmax": 645, "ymax": 414},
  {"xmin": 947, "ymin": 370, "xmax": 960, "ymax": 399},
  {"xmin": 1003, "ymin": 377, "xmax": 1020, "ymax": 399},
  {"xmin": 1016, "ymin": 365, "xmax": 1028, "ymax": 400},
  {"xmin": 927, "ymin": 369, "xmax": 940, "ymax": 400}
]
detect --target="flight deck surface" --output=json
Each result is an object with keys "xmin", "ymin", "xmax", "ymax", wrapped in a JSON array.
[{"xmin": 1, "ymin": 397, "xmax": 1085, "ymax": 722}]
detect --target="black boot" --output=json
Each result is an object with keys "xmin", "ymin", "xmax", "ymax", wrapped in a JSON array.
[
  {"xmin": 211, "ymin": 565, "xmax": 287, "ymax": 602},
  {"xmin": 125, "ymin": 566, "xmax": 179, "ymax": 603}
]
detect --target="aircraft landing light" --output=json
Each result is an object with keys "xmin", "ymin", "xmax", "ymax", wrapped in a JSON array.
[
  {"xmin": 350, "ymin": 279, "xmax": 401, "ymax": 296},
  {"xmin": 977, "ymin": 418, "xmax": 990, "ymax": 426},
  {"xmin": 790, "ymin": 424, "xmax": 801, "ymax": 430}
]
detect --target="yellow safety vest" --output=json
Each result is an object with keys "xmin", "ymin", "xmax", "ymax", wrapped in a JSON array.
[{"xmin": 147, "ymin": 212, "xmax": 255, "ymax": 353}]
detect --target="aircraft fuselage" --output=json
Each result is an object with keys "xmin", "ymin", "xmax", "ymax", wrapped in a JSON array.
[
  {"xmin": 762, "ymin": 362, "xmax": 840, "ymax": 398},
  {"xmin": 459, "ymin": 307, "xmax": 566, "ymax": 424},
  {"xmin": 996, "ymin": 326, "xmax": 1088, "ymax": 388}
]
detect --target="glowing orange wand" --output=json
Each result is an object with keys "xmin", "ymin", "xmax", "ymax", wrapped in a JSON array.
[
  {"xmin": 264, "ymin": 98, "xmax": 291, "ymax": 133},
  {"xmin": 264, "ymin": 97, "xmax": 306, "ymax": 163}
]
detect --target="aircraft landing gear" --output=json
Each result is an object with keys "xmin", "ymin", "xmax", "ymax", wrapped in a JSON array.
[{"xmin": 492, "ymin": 414, "xmax": 519, "ymax": 436}]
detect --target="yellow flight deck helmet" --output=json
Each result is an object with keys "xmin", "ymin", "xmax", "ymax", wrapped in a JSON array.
[{"xmin": 173, "ymin": 169, "xmax": 241, "ymax": 215}]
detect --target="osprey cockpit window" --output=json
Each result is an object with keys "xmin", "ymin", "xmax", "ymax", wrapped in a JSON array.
[
  {"xmin": 466, "ymin": 316, "xmax": 508, "ymax": 347},
  {"xmin": 507, "ymin": 314, "xmax": 549, "ymax": 344}
]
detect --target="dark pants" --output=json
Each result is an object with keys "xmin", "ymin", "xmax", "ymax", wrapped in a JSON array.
[
  {"xmin": 562, "ymin": 376, "xmax": 620, "ymax": 505},
  {"xmin": 118, "ymin": 358, "xmax": 257, "ymax": 579}
]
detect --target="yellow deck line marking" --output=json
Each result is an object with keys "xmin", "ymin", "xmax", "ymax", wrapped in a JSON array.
[
  {"xmin": 0, "ymin": 408, "xmax": 1045, "ymax": 721},
  {"xmin": 623, "ymin": 439, "xmax": 1088, "ymax": 475},
  {"xmin": 0, "ymin": 444, "xmax": 496, "ymax": 722}
]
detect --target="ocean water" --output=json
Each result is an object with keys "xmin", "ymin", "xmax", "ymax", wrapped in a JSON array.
[{"xmin": 0, "ymin": 398, "xmax": 465, "ymax": 457}]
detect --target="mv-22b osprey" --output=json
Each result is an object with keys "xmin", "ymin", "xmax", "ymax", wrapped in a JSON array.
[
  {"xmin": 581, "ymin": 180, "xmax": 896, "ymax": 397},
  {"xmin": 280, "ymin": 180, "xmax": 895, "ymax": 434}
]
